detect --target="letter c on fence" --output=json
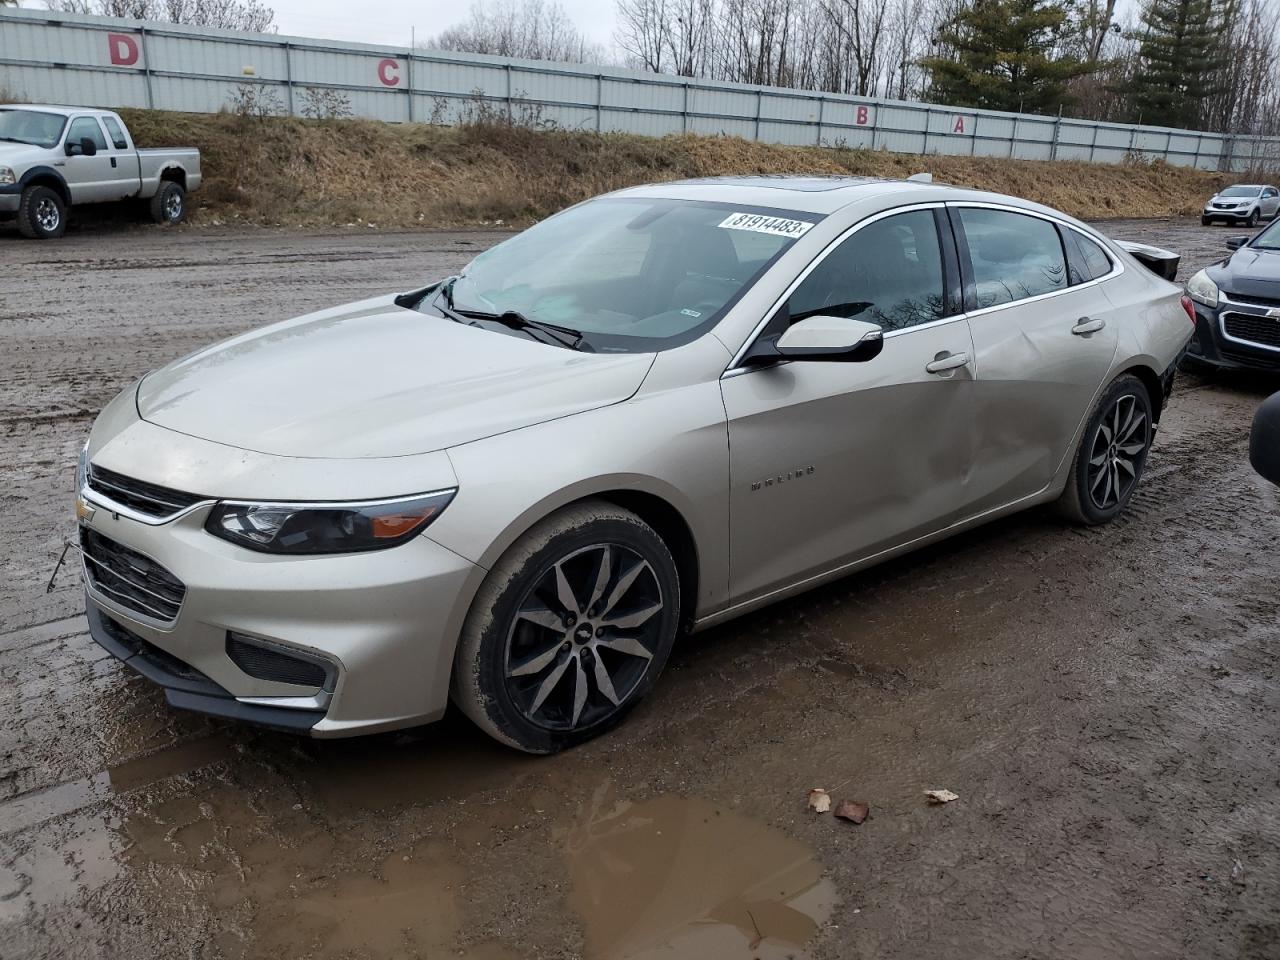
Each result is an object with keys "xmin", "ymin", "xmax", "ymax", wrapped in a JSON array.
[
  {"xmin": 855, "ymin": 105, "xmax": 869, "ymax": 125},
  {"xmin": 378, "ymin": 58, "xmax": 401, "ymax": 87},
  {"xmin": 108, "ymin": 33, "xmax": 140, "ymax": 67}
]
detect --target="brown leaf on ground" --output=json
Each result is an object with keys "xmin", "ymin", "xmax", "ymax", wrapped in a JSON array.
[
  {"xmin": 834, "ymin": 800, "xmax": 870, "ymax": 824},
  {"xmin": 807, "ymin": 788, "xmax": 831, "ymax": 813},
  {"xmin": 924, "ymin": 789, "xmax": 960, "ymax": 804}
]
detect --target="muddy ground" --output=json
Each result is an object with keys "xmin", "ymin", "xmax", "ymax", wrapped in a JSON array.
[{"xmin": 0, "ymin": 217, "xmax": 1277, "ymax": 960}]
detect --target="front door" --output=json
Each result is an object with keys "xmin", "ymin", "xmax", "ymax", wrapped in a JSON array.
[
  {"xmin": 61, "ymin": 116, "xmax": 117, "ymax": 204},
  {"xmin": 722, "ymin": 207, "xmax": 977, "ymax": 604},
  {"xmin": 952, "ymin": 205, "xmax": 1120, "ymax": 512}
]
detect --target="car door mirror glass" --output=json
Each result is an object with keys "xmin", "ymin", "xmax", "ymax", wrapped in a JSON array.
[{"xmin": 772, "ymin": 316, "xmax": 884, "ymax": 362}]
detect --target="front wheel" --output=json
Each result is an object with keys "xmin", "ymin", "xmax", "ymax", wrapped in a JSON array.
[
  {"xmin": 17, "ymin": 185, "xmax": 66, "ymax": 240},
  {"xmin": 1247, "ymin": 209, "xmax": 1260, "ymax": 228},
  {"xmin": 1201, "ymin": 216, "xmax": 1212, "ymax": 226},
  {"xmin": 1058, "ymin": 374, "xmax": 1154, "ymax": 526},
  {"xmin": 452, "ymin": 501, "xmax": 681, "ymax": 754},
  {"xmin": 149, "ymin": 181, "xmax": 186, "ymax": 225}
]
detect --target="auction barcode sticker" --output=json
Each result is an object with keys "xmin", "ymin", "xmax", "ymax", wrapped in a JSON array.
[{"xmin": 718, "ymin": 212, "xmax": 815, "ymax": 238}]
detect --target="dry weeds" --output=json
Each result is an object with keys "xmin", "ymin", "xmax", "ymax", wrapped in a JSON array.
[{"xmin": 119, "ymin": 109, "xmax": 1235, "ymax": 228}]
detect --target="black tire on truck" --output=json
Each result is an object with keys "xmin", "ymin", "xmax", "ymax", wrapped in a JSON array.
[
  {"xmin": 17, "ymin": 185, "xmax": 67, "ymax": 240},
  {"xmin": 150, "ymin": 181, "xmax": 187, "ymax": 225}
]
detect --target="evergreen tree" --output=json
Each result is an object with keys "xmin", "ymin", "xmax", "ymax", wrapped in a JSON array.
[
  {"xmin": 1125, "ymin": 0, "xmax": 1229, "ymax": 129},
  {"xmin": 920, "ymin": 0, "xmax": 1088, "ymax": 113}
]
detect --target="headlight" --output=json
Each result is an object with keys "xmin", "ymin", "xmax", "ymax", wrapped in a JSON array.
[
  {"xmin": 1185, "ymin": 269, "xmax": 1219, "ymax": 309},
  {"xmin": 206, "ymin": 489, "xmax": 456, "ymax": 554},
  {"xmin": 0, "ymin": 167, "xmax": 14, "ymax": 186}
]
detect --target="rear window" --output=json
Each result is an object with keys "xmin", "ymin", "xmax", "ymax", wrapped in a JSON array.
[{"xmin": 958, "ymin": 208, "xmax": 1067, "ymax": 308}]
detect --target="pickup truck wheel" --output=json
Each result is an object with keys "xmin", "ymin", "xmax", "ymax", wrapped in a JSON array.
[
  {"xmin": 150, "ymin": 182, "xmax": 186, "ymax": 225},
  {"xmin": 18, "ymin": 186, "xmax": 66, "ymax": 240}
]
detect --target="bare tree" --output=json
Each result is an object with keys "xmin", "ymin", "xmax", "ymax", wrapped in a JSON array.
[
  {"xmin": 49, "ymin": 0, "xmax": 275, "ymax": 31},
  {"xmin": 427, "ymin": 0, "xmax": 607, "ymax": 63}
]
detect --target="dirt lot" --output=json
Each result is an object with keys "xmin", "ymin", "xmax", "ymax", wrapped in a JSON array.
[{"xmin": 1, "ymin": 217, "xmax": 1277, "ymax": 960}]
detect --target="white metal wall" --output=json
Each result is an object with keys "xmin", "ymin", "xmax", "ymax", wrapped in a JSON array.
[{"xmin": 2, "ymin": 7, "xmax": 1277, "ymax": 172}]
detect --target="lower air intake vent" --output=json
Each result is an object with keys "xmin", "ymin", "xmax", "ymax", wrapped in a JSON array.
[{"xmin": 226, "ymin": 634, "xmax": 331, "ymax": 688}]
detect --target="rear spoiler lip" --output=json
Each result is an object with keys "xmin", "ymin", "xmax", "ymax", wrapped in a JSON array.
[{"xmin": 1115, "ymin": 240, "xmax": 1180, "ymax": 282}]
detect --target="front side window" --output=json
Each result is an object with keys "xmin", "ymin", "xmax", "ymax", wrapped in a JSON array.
[
  {"xmin": 102, "ymin": 116, "xmax": 128, "ymax": 150},
  {"xmin": 959, "ymin": 208, "xmax": 1067, "ymax": 308},
  {"xmin": 0, "ymin": 109, "xmax": 66, "ymax": 148},
  {"xmin": 447, "ymin": 198, "xmax": 816, "ymax": 352},
  {"xmin": 785, "ymin": 209, "xmax": 946, "ymax": 333},
  {"xmin": 67, "ymin": 117, "xmax": 107, "ymax": 151}
]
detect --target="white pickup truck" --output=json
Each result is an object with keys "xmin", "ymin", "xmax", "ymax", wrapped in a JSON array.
[{"xmin": 0, "ymin": 104, "xmax": 201, "ymax": 239}]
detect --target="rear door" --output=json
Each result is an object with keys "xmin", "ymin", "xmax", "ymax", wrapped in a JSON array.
[
  {"xmin": 100, "ymin": 115, "xmax": 141, "ymax": 200},
  {"xmin": 721, "ymin": 205, "xmax": 977, "ymax": 603},
  {"xmin": 952, "ymin": 204, "xmax": 1120, "ymax": 513},
  {"xmin": 61, "ymin": 116, "xmax": 117, "ymax": 203}
]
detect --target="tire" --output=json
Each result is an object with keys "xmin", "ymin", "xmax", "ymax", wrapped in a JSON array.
[
  {"xmin": 1058, "ymin": 374, "xmax": 1154, "ymax": 526},
  {"xmin": 17, "ymin": 185, "xmax": 66, "ymax": 240},
  {"xmin": 1247, "ymin": 209, "xmax": 1259, "ymax": 228},
  {"xmin": 149, "ymin": 181, "xmax": 186, "ymax": 225},
  {"xmin": 452, "ymin": 500, "xmax": 681, "ymax": 754},
  {"xmin": 1201, "ymin": 216, "xmax": 1212, "ymax": 226}
]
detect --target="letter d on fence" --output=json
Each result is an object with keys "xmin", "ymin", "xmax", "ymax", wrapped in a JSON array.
[{"xmin": 108, "ymin": 33, "xmax": 139, "ymax": 67}]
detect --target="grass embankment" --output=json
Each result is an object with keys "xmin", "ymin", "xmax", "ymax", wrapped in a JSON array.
[{"xmin": 119, "ymin": 108, "xmax": 1230, "ymax": 228}]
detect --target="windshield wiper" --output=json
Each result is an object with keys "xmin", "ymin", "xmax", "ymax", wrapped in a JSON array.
[
  {"xmin": 481, "ymin": 310, "xmax": 592, "ymax": 352},
  {"xmin": 426, "ymin": 278, "xmax": 482, "ymax": 328}
]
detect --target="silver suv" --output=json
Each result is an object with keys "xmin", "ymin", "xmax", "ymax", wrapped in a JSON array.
[{"xmin": 1202, "ymin": 184, "xmax": 1280, "ymax": 227}]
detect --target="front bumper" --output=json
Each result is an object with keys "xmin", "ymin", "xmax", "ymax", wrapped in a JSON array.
[
  {"xmin": 79, "ymin": 499, "xmax": 483, "ymax": 737},
  {"xmin": 1187, "ymin": 297, "xmax": 1280, "ymax": 371},
  {"xmin": 0, "ymin": 193, "xmax": 19, "ymax": 215},
  {"xmin": 1202, "ymin": 206, "xmax": 1255, "ymax": 222}
]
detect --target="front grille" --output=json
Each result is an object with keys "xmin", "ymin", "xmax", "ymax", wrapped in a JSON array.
[
  {"xmin": 80, "ymin": 527, "xmax": 186, "ymax": 623},
  {"xmin": 1225, "ymin": 292, "xmax": 1280, "ymax": 308},
  {"xmin": 86, "ymin": 464, "xmax": 204, "ymax": 520},
  {"xmin": 227, "ymin": 635, "xmax": 330, "ymax": 688},
  {"xmin": 1223, "ymin": 312, "xmax": 1280, "ymax": 350}
]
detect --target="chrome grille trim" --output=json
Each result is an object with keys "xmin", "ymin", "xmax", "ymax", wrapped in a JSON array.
[
  {"xmin": 1221, "ymin": 311, "xmax": 1280, "ymax": 353},
  {"xmin": 85, "ymin": 465, "xmax": 210, "ymax": 524},
  {"xmin": 80, "ymin": 527, "xmax": 186, "ymax": 624}
]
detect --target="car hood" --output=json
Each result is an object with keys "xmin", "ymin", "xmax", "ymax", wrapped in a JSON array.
[
  {"xmin": 0, "ymin": 141, "xmax": 54, "ymax": 169},
  {"xmin": 1209, "ymin": 246, "xmax": 1280, "ymax": 300},
  {"xmin": 137, "ymin": 295, "xmax": 656, "ymax": 458}
]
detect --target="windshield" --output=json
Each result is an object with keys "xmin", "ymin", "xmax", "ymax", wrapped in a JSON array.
[
  {"xmin": 446, "ymin": 197, "xmax": 820, "ymax": 352},
  {"xmin": 0, "ymin": 109, "xmax": 67, "ymax": 149},
  {"xmin": 1253, "ymin": 218, "xmax": 1280, "ymax": 250},
  {"xmin": 1220, "ymin": 186, "xmax": 1262, "ymax": 198}
]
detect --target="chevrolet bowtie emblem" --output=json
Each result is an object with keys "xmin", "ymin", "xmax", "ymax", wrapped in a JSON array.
[{"xmin": 1268, "ymin": 307, "xmax": 1280, "ymax": 319}]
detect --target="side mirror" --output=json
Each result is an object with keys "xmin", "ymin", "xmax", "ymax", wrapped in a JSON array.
[
  {"xmin": 1227, "ymin": 236, "xmax": 1250, "ymax": 250},
  {"xmin": 744, "ymin": 315, "xmax": 884, "ymax": 365},
  {"xmin": 65, "ymin": 137, "xmax": 98, "ymax": 157},
  {"xmin": 1250, "ymin": 391, "xmax": 1280, "ymax": 485}
]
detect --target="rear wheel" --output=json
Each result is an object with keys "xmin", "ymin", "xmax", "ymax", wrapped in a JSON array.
[
  {"xmin": 18, "ymin": 186, "xmax": 66, "ymax": 240},
  {"xmin": 149, "ymin": 181, "xmax": 186, "ymax": 225},
  {"xmin": 452, "ymin": 501, "xmax": 681, "ymax": 754},
  {"xmin": 1058, "ymin": 374, "xmax": 1154, "ymax": 526}
]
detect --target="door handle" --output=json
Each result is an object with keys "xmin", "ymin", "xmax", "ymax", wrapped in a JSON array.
[
  {"xmin": 925, "ymin": 351, "xmax": 970, "ymax": 374},
  {"xmin": 1072, "ymin": 317, "xmax": 1106, "ymax": 335}
]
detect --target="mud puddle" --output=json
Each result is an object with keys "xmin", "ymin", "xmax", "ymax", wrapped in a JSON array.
[{"xmin": 562, "ymin": 785, "xmax": 835, "ymax": 959}]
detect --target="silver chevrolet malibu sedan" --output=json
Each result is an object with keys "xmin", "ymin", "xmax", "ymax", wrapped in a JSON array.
[{"xmin": 78, "ymin": 176, "xmax": 1195, "ymax": 753}]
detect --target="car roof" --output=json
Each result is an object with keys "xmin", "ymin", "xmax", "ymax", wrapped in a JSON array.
[
  {"xmin": 612, "ymin": 174, "xmax": 1067, "ymax": 219},
  {"xmin": 0, "ymin": 104, "xmax": 118, "ymax": 118}
]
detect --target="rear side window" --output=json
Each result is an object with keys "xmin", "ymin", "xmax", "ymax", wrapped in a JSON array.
[
  {"xmin": 102, "ymin": 116, "xmax": 128, "ymax": 150},
  {"xmin": 958, "ymin": 208, "xmax": 1067, "ymax": 308},
  {"xmin": 67, "ymin": 117, "xmax": 107, "ymax": 151},
  {"xmin": 1073, "ymin": 231, "xmax": 1113, "ymax": 281},
  {"xmin": 786, "ymin": 209, "xmax": 946, "ymax": 332}
]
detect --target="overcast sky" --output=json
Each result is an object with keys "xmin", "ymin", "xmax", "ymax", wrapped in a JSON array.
[{"xmin": 267, "ymin": 0, "xmax": 620, "ymax": 51}]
